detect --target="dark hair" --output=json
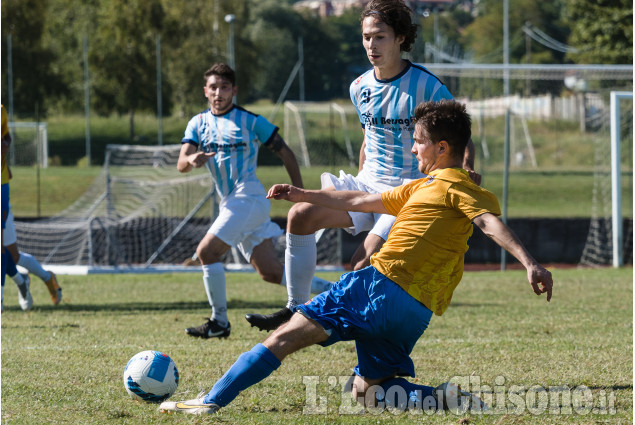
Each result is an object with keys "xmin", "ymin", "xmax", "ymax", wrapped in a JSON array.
[
  {"xmin": 203, "ymin": 63, "xmax": 235, "ymax": 86},
  {"xmin": 361, "ymin": 0, "xmax": 418, "ymax": 52},
  {"xmin": 413, "ymin": 100, "xmax": 471, "ymax": 159}
]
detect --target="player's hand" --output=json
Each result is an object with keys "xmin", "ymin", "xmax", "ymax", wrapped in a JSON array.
[
  {"xmin": 526, "ymin": 264, "xmax": 553, "ymax": 302},
  {"xmin": 267, "ymin": 184, "xmax": 302, "ymax": 202},
  {"xmin": 189, "ymin": 151, "xmax": 215, "ymax": 168}
]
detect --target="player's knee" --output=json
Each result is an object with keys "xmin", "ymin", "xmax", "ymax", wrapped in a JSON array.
[
  {"xmin": 259, "ymin": 268, "xmax": 282, "ymax": 284},
  {"xmin": 9, "ymin": 249, "xmax": 19, "ymax": 264},
  {"xmin": 196, "ymin": 244, "xmax": 223, "ymax": 265},
  {"xmin": 287, "ymin": 203, "xmax": 319, "ymax": 234}
]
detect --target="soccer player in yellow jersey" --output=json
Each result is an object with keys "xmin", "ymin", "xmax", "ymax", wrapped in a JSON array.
[
  {"xmin": 0, "ymin": 105, "xmax": 61, "ymax": 311},
  {"xmin": 160, "ymin": 100, "xmax": 553, "ymax": 415}
]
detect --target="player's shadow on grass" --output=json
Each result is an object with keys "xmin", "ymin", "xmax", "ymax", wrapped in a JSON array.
[
  {"xmin": 5, "ymin": 298, "xmax": 286, "ymax": 313},
  {"xmin": 587, "ymin": 384, "xmax": 633, "ymax": 391},
  {"xmin": 2, "ymin": 299, "xmax": 497, "ymax": 314}
]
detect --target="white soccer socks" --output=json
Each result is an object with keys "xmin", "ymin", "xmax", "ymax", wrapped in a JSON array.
[
  {"xmin": 202, "ymin": 262, "xmax": 228, "ymax": 327},
  {"xmin": 284, "ymin": 233, "xmax": 316, "ymax": 308},
  {"xmin": 18, "ymin": 252, "xmax": 51, "ymax": 282},
  {"xmin": 280, "ymin": 270, "xmax": 332, "ymax": 294}
]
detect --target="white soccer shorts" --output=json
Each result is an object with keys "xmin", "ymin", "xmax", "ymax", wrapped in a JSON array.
[
  {"xmin": 320, "ymin": 170, "xmax": 397, "ymax": 241},
  {"xmin": 208, "ymin": 192, "xmax": 282, "ymax": 262}
]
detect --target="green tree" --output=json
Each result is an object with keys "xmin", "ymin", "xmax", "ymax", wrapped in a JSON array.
[
  {"xmin": 244, "ymin": 1, "xmax": 305, "ymax": 101},
  {"xmin": 460, "ymin": 0, "xmax": 568, "ymax": 96},
  {"xmin": 90, "ymin": 0, "xmax": 166, "ymax": 139},
  {"xmin": 42, "ymin": 0, "xmax": 101, "ymax": 113},
  {"xmin": 324, "ymin": 6, "xmax": 369, "ymax": 96},
  {"xmin": 565, "ymin": 0, "xmax": 632, "ymax": 64},
  {"xmin": 1, "ymin": 0, "xmax": 66, "ymax": 117},
  {"xmin": 463, "ymin": 0, "xmax": 567, "ymax": 64}
]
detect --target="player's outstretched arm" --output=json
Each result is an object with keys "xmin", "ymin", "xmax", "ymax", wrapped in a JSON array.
[
  {"xmin": 266, "ymin": 133, "xmax": 304, "ymax": 188},
  {"xmin": 267, "ymin": 184, "xmax": 387, "ymax": 214},
  {"xmin": 473, "ymin": 212, "xmax": 553, "ymax": 301}
]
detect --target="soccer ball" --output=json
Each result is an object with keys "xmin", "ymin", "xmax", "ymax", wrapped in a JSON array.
[{"xmin": 123, "ymin": 350, "xmax": 179, "ymax": 403}]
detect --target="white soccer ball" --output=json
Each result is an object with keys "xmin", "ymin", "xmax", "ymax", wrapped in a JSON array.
[{"xmin": 123, "ymin": 350, "xmax": 179, "ymax": 403}]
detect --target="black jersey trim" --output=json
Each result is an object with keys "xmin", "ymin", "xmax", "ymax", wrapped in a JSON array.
[{"xmin": 410, "ymin": 62, "xmax": 447, "ymax": 86}]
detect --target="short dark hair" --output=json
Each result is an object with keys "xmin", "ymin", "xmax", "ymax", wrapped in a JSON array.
[
  {"xmin": 361, "ymin": 0, "xmax": 418, "ymax": 52},
  {"xmin": 203, "ymin": 63, "xmax": 235, "ymax": 86},
  {"xmin": 413, "ymin": 100, "xmax": 471, "ymax": 159}
]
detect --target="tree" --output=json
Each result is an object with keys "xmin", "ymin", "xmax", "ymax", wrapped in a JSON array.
[
  {"xmin": 463, "ymin": 0, "xmax": 567, "ymax": 64},
  {"xmin": 460, "ymin": 0, "xmax": 569, "ymax": 96},
  {"xmin": 324, "ymin": 6, "xmax": 369, "ymax": 96},
  {"xmin": 565, "ymin": 0, "xmax": 632, "ymax": 64},
  {"xmin": 1, "ymin": 0, "xmax": 66, "ymax": 117},
  {"xmin": 90, "ymin": 0, "xmax": 166, "ymax": 139},
  {"xmin": 42, "ymin": 0, "xmax": 101, "ymax": 113}
]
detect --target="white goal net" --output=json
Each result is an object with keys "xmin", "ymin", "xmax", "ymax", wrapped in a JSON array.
[
  {"xmin": 8, "ymin": 122, "xmax": 48, "ymax": 168},
  {"xmin": 14, "ymin": 144, "xmax": 218, "ymax": 268}
]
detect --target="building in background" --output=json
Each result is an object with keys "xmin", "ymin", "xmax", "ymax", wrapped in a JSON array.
[{"xmin": 293, "ymin": 0, "xmax": 470, "ymax": 18}]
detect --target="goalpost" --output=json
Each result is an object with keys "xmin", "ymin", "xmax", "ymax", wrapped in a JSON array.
[
  {"xmin": 610, "ymin": 91, "xmax": 633, "ymax": 267},
  {"xmin": 580, "ymin": 91, "xmax": 633, "ymax": 267}
]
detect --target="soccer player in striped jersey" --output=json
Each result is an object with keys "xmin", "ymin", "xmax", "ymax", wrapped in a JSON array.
[
  {"xmin": 245, "ymin": 0, "xmax": 481, "ymax": 332},
  {"xmin": 178, "ymin": 63, "xmax": 326, "ymax": 339}
]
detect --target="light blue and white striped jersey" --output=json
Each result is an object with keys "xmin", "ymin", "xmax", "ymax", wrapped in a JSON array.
[
  {"xmin": 350, "ymin": 60, "xmax": 453, "ymax": 189},
  {"xmin": 182, "ymin": 105, "xmax": 278, "ymax": 198}
]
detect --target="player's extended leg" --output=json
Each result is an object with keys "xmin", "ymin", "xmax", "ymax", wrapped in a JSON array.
[
  {"xmin": 185, "ymin": 233, "xmax": 232, "ymax": 339},
  {"xmin": 245, "ymin": 201, "xmax": 353, "ymax": 332},
  {"xmin": 160, "ymin": 312, "xmax": 329, "ymax": 415}
]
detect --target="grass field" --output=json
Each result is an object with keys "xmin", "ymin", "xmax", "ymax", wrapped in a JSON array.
[{"xmin": 1, "ymin": 267, "xmax": 632, "ymax": 424}]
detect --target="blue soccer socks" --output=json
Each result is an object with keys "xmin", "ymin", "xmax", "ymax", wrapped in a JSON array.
[{"xmin": 204, "ymin": 343, "xmax": 281, "ymax": 407}]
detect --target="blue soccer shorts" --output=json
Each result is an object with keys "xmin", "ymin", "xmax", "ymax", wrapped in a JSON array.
[
  {"xmin": 295, "ymin": 265, "xmax": 433, "ymax": 380},
  {"xmin": 1, "ymin": 183, "xmax": 9, "ymax": 229}
]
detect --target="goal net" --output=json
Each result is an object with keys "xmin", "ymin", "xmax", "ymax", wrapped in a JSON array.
[
  {"xmin": 8, "ymin": 122, "xmax": 48, "ymax": 168},
  {"xmin": 14, "ymin": 144, "xmax": 218, "ymax": 268},
  {"xmin": 283, "ymin": 101, "xmax": 358, "ymax": 167}
]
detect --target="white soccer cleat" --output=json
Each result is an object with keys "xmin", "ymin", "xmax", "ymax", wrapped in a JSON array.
[
  {"xmin": 434, "ymin": 381, "xmax": 488, "ymax": 412},
  {"xmin": 16, "ymin": 274, "xmax": 33, "ymax": 311},
  {"xmin": 159, "ymin": 396, "xmax": 220, "ymax": 415}
]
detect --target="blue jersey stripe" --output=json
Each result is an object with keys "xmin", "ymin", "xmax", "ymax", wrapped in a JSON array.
[{"xmin": 183, "ymin": 106, "xmax": 276, "ymax": 198}]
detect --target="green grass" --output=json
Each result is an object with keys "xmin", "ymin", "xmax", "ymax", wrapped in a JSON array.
[
  {"xmin": 1, "ymin": 267, "xmax": 632, "ymax": 424},
  {"xmin": 7, "ymin": 165, "xmax": 632, "ymax": 219}
]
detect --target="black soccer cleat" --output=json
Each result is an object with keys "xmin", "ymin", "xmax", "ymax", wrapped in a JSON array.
[
  {"xmin": 185, "ymin": 318, "xmax": 231, "ymax": 339},
  {"xmin": 245, "ymin": 307, "xmax": 293, "ymax": 332}
]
